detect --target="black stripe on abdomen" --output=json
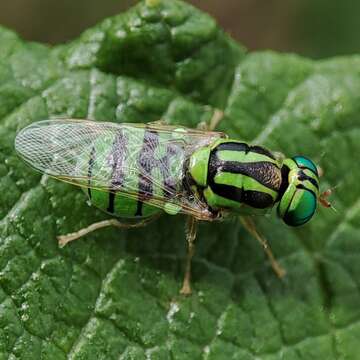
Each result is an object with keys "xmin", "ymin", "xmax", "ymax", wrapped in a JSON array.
[
  {"xmin": 136, "ymin": 128, "xmax": 181, "ymax": 216},
  {"xmin": 135, "ymin": 201, "xmax": 143, "ymax": 217},
  {"xmin": 87, "ymin": 146, "xmax": 96, "ymax": 199},
  {"xmin": 136, "ymin": 129, "xmax": 159, "ymax": 216},
  {"xmin": 106, "ymin": 129, "xmax": 128, "ymax": 214},
  {"xmin": 107, "ymin": 192, "xmax": 116, "ymax": 213}
]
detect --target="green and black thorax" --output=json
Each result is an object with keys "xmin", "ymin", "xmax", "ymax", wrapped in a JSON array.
[
  {"xmin": 188, "ymin": 139, "xmax": 282, "ymax": 211},
  {"xmin": 188, "ymin": 138, "xmax": 320, "ymax": 226}
]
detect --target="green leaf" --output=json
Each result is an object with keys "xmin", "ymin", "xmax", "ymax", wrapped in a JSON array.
[{"xmin": 0, "ymin": 0, "xmax": 359, "ymax": 358}]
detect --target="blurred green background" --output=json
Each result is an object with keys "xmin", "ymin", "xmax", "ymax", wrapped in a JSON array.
[{"xmin": 0, "ymin": 0, "xmax": 359, "ymax": 58}]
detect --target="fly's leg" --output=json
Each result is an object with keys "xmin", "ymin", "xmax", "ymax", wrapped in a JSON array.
[
  {"xmin": 58, "ymin": 215, "xmax": 160, "ymax": 247},
  {"xmin": 180, "ymin": 216, "xmax": 198, "ymax": 296},
  {"xmin": 319, "ymin": 189, "xmax": 332, "ymax": 208},
  {"xmin": 209, "ymin": 109, "xmax": 225, "ymax": 131},
  {"xmin": 197, "ymin": 109, "xmax": 224, "ymax": 131},
  {"xmin": 240, "ymin": 217, "xmax": 286, "ymax": 278}
]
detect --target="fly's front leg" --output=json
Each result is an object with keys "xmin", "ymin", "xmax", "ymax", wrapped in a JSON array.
[
  {"xmin": 57, "ymin": 215, "xmax": 160, "ymax": 247},
  {"xmin": 197, "ymin": 109, "xmax": 224, "ymax": 131},
  {"xmin": 180, "ymin": 216, "xmax": 198, "ymax": 296},
  {"xmin": 240, "ymin": 216, "xmax": 286, "ymax": 278}
]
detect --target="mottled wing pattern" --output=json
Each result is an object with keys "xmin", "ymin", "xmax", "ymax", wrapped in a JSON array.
[{"xmin": 15, "ymin": 119, "xmax": 224, "ymax": 219}]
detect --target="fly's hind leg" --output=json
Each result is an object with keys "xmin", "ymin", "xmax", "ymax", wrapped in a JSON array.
[
  {"xmin": 197, "ymin": 109, "xmax": 224, "ymax": 131},
  {"xmin": 180, "ymin": 216, "xmax": 198, "ymax": 296},
  {"xmin": 57, "ymin": 214, "xmax": 160, "ymax": 247},
  {"xmin": 240, "ymin": 216, "xmax": 286, "ymax": 278}
]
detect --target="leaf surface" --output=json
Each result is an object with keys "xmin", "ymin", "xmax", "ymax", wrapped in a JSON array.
[{"xmin": 0, "ymin": 1, "xmax": 359, "ymax": 359}]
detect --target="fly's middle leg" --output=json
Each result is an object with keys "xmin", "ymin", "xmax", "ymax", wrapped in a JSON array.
[
  {"xmin": 57, "ymin": 214, "xmax": 160, "ymax": 247},
  {"xmin": 240, "ymin": 216, "xmax": 286, "ymax": 278},
  {"xmin": 180, "ymin": 216, "xmax": 198, "ymax": 296}
]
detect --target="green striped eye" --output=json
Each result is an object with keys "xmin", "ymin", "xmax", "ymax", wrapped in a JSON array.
[
  {"xmin": 278, "ymin": 156, "xmax": 320, "ymax": 227},
  {"xmin": 282, "ymin": 188, "xmax": 317, "ymax": 226},
  {"xmin": 293, "ymin": 155, "xmax": 318, "ymax": 176}
]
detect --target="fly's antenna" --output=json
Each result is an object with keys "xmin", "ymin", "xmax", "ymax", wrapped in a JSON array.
[
  {"xmin": 319, "ymin": 189, "xmax": 333, "ymax": 209},
  {"xmin": 317, "ymin": 160, "xmax": 341, "ymax": 213},
  {"xmin": 319, "ymin": 182, "xmax": 342, "ymax": 212}
]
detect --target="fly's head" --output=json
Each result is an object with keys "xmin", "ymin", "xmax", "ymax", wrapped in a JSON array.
[{"xmin": 277, "ymin": 156, "xmax": 321, "ymax": 226}]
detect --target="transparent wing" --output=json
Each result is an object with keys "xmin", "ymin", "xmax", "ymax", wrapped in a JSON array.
[{"xmin": 15, "ymin": 119, "xmax": 225, "ymax": 220}]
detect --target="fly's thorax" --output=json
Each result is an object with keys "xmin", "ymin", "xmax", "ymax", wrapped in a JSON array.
[
  {"xmin": 277, "ymin": 156, "xmax": 320, "ymax": 226},
  {"xmin": 188, "ymin": 139, "xmax": 282, "ymax": 213}
]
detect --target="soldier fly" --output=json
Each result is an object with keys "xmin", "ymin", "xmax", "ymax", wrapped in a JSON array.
[{"xmin": 15, "ymin": 112, "xmax": 331, "ymax": 294}]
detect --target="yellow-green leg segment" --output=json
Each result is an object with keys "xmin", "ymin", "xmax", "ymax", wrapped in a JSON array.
[
  {"xmin": 58, "ymin": 215, "xmax": 160, "ymax": 247},
  {"xmin": 180, "ymin": 216, "xmax": 198, "ymax": 296},
  {"xmin": 240, "ymin": 216, "xmax": 286, "ymax": 278}
]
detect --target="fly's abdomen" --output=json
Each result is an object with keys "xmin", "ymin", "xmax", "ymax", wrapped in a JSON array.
[
  {"xmin": 79, "ymin": 126, "xmax": 185, "ymax": 218},
  {"xmin": 189, "ymin": 140, "xmax": 282, "ymax": 213}
]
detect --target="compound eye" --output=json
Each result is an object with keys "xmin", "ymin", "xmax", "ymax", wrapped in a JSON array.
[
  {"xmin": 283, "ymin": 188, "xmax": 317, "ymax": 226},
  {"xmin": 293, "ymin": 156, "xmax": 318, "ymax": 176}
]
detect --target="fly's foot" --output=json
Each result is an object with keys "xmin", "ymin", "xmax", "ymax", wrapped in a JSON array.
[
  {"xmin": 179, "ymin": 216, "xmax": 197, "ymax": 296},
  {"xmin": 180, "ymin": 279, "xmax": 192, "ymax": 296}
]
